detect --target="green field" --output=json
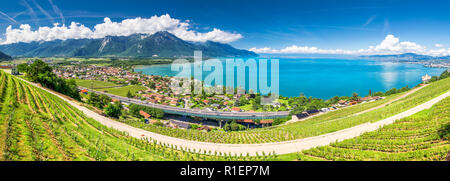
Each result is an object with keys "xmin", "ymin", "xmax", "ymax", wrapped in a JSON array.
[
  {"xmin": 96, "ymin": 85, "xmax": 148, "ymax": 97},
  {"xmin": 73, "ymin": 79, "xmax": 119, "ymax": 89},
  {"xmin": 73, "ymin": 79, "xmax": 148, "ymax": 97},
  {"xmin": 0, "ymin": 71, "xmax": 273, "ymax": 161}
]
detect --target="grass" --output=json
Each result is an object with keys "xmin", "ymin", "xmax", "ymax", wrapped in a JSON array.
[{"xmin": 96, "ymin": 85, "xmax": 148, "ymax": 97}]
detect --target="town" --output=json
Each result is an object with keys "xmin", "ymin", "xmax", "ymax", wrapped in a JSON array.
[{"xmin": 43, "ymin": 61, "xmax": 397, "ymax": 131}]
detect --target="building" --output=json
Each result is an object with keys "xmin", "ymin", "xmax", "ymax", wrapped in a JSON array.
[
  {"xmin": 231, "ymin": 107, "xmax": 241, "ymax": 112},
  {"xmin": 422, "ymin": 74, "xmax": 431, "ymax": 83},
  {"xmin": 11, "ymin": 64, "xmax": 19, "ymax": 75}
]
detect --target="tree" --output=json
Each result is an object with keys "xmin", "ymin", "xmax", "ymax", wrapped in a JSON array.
[
  {"xmin": 126, "ymin": 90, "xmax": 134, "ymax": 98},
  {"xmin": 385, "ymin": 88, "xmax": 398, "ymax": 96},
  {"xmin": 22, "ymin": 60, "xmax": 80, "ymax": 100},
  {"xmin": 351, "ymin": 92, "xmax": 359, "ymax": 101},
  {"xmin": 223, "ymin": 123, "xmax": 231, "ymax": 131},
  {"xmin": 27, "ymin": 60, "xmax": 53, "ymax": 82},
  {"xmin": 17, "ymin": 63, "xmax": 29, "ymax": 73},
  {"xmin": 104, "ymin": 101, "xmax": 122, "ymax": 118}
]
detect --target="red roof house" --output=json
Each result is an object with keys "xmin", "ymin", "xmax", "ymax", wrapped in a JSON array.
[{"xmin": 139, "ymin": 110, "xmax": 151, "ymax": 118}]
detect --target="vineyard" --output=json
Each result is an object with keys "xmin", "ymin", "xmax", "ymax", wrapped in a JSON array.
[
  {"xmin": 0, "ymin": 71, "xmax": 274, "ymax": 161},
  {"xmin": 292, "ymin": 96, "xmax": 450, "ymax": 161},
  {"xmin": 116, "ymin": 77, "xmax": 450, "ymax": 144},
  {"xmin": 1, "ymin": 69, "xmax": 448, "ymax": 161}
]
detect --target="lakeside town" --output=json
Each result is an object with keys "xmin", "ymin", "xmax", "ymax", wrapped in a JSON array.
[
  {"xmin": 47, "ymin": 61, "xmax": 396, "ymax": 130},
  {"xmin": 2, "ymin": 57, "xmax": 444, "ymax": 133}
]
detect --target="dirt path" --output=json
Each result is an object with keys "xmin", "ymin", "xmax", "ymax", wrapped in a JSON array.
[{"xmin": 21, "ymin": 77, "xmax": 449, "ymax": 156}]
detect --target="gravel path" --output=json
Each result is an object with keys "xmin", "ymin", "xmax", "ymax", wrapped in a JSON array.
[{"xmin": 24, "ymin": 78, "xmax": 449, "ymax": 156}]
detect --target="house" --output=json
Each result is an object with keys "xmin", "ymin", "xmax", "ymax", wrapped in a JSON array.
[
  {"xmin": 306, "ymin": 109, "xmax": 319, "ymax": 114},
  {"xmin": 338, "ymin": 100, "xmax": 347, "ymax": 105},
  {"xmin": 170, "ymin": 121, "xmax": 190, "ymax": 129},
  {"xmin": 237, "ymin": 119, "xmax": 254, "ymax": 124},
  {"xmin": 260, "ymin": 119, "xmax": 273, "ymax": 127},
  {"xmin": 150, "ymin": 119, "xmax": 159, "ymax": 124},
  {"xmin": 295, "ymin": 113, "xmax": 309, "ymax": 119},
  {"xmin": 243, "ymin": 119, "xmax": 254, "ymax": 123},
  {"xmin": 147, "ymin": 99, "xmax": 157, "ymax": 104},
  {"xmin": 197, "ymin": 125, "xmax": 212, "ymax": 132},
  {"xmin": 348, "ymin": 101, "xmax": 358, "ymax": 105},
  {"xmin": 231, "ymin": 107, "xmax": 241, "ymax": 112},
  {"xmin": 359, "ymin": 96, "xmax": 382, "ymax": 102},
  {"xmin": 202, "ymin": 100, "xmax": 209, "ymax": 104},
  {"xmin": 169, "ymin": 100, "xmax": 178, "ymax": 106},
  {"xmin": 422, "ymin": 74, "xmax": 431, "ymax": 83},
  {"xmin": 139, "ymin": 110, "xmax": 151, "ymax": 119}
]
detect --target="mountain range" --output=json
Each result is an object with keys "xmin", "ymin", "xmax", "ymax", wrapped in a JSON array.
[
  {"xmin": 0, "ymin": 31, "xmax": 257, "ymax": 58},
  {"xmin": 361, "ymin": 53, "xmax": 450, "ymax": 62}
]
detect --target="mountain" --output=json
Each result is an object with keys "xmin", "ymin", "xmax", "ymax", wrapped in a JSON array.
[
  {"xmin": 0, "ymin": 31, "xmax": 257, "ymax": 58},
  {"xmin": 361, "ymin": 53, "xmax": 449, "ymax": 62},
  {"xmin": 0, "ymin": 51, "xmax": 12, "ymax": 61}
]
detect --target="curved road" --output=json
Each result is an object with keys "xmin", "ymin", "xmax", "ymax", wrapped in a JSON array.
[
  {"xmin": 79, "ymin": 86, "xmax": 289, "ymax": 120},
  {"xmin": 27, "ymin": 79, "xmax": 450, "ymax": 156}
]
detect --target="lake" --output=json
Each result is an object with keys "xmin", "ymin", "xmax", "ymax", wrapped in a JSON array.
[{"xmin": 135, "ymin": 58, "xmax": 446, "ymax": 99}]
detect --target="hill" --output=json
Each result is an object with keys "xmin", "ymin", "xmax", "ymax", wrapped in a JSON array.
[
  {"xmin": 0, "ymin": 31, "xmax": 257, "ymax": 58},
  {"xmin": 0, "ymin": 51, "xmax": 11, "ymax": 61},
  {"xmin": 0, "ymin": 71, "xmax": 270, "ymax": 161},
  {"xmin": 295, "ymin": 96, "xmax": 450, "ymax": 161}
]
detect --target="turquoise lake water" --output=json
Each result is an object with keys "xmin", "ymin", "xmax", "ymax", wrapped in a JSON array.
[{"xmin": 135, "ymin": 58, "xmax": 446, "ymax": 99}]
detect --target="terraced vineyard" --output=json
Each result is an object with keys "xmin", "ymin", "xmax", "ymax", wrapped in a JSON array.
[
  {"xmin": 292, "ymin": 96, "xmax": 450, "ymax": 161},
  {"xmin": 0, "ymin": 71, "xmax": 273, "ymax": 161},
  {"xmin": 117, "ymin": 77, "xmax": 450, "ymax": 144}
]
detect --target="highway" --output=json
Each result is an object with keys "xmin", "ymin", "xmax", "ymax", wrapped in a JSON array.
[{"xmin": 79, "ymin": 86, "xmax": 290, "ymax": 120}]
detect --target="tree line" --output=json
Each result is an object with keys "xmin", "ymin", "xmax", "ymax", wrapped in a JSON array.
[{"xmin": 18, "ymin": 60, "xmax": 80, "ymax": 100}]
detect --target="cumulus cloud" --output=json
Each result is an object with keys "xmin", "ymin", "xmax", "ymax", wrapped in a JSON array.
[
  {"xmin": 0, "ymin": 14, "xmax": 242, "ymax": 44},
  {"xmin": 250, "ymin": 34, "xmax": 450, "ymax": 56},
  {"xmin": 358, "ymin": 34, "xmax": 426, "ymax": 55},
  {"xmin": 435, "ymin": 44, "xmax": 444, "ymax": 48}
]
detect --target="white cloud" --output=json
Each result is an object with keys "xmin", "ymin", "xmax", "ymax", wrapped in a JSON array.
[
  {"xmin": 435, "ymin": 44, "xmax": 444, "ymax": 48},
  {"xmin": 250, "ymin": 34, "xmax": 450, "ymax": 56},
  {"xmin": 0, "ymin": 14, "xmax": 242, "ymax": 44},
  {"xmin": 358, "ymin": 34, "xmax": 427, "ymax": 55}
]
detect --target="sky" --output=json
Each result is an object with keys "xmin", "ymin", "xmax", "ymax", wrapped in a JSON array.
[{"xmin": 0, "ymin": 0, "xmax": 449, "ymax": 56}]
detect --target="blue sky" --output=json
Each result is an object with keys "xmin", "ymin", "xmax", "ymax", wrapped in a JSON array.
[{"xmin": 0, "ymin": 0, "xmax": 449, "ymax": 55}]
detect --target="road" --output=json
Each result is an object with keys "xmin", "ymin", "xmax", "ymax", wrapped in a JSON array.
[
  {"xmin": 79, "ymin": 86, "xmax": 290, "ymax": 120},
  {"xmin": 25, "ymin": 79, "xmax": 450, "ymax": 156}
]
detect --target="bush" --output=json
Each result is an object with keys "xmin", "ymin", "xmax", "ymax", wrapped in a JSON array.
[
  {"xmin": 128, "ymin": 103, "xmax": 165, "ymax": 119},
  {"xmin": 190, "ymin": 124, "xmax": 200, "ymax": 130},
  {"xmin": 19, "ymin": 60, "xmax": 80, "ymax": 100},
  {"xmin": 104, "ymin": 101, "xmax": 122, "ymax": 118}
]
